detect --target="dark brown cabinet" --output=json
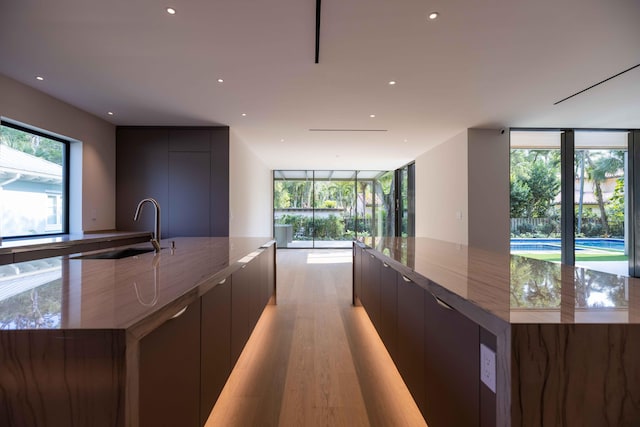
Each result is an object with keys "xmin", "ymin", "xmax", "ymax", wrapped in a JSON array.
[
  {"xmin": 139, "ymin": 299, "xmax": 201, "ymax": 427},
  {"xmin": 379, "ymin": 262, "xmax": 398, "ymax": 362},
  {"xmin": 259, "ymin": 245, "xmax": 275, "ymax": 307},
  {"xmin": 353, "ymin": 242, "xmax": 485, "ymax": 427},
  {"xmin": 361, "ymin": 252, "xmax": 382, "ymax": 329},
  {"xmin": 140, "ymin": 244, "xmax": 275, "ymax": 427},
  {"xmin": 116, "ymin": 128, "xmax": 169, "ymax": 236},
  {"xmin": 231, "ymin": 254, "xmax": 265, "ymax": 366},
  {"xmin": 230, "ymin": 262, "xmax": 250, "ymax": 367},
  {"xmin": 265, "ymin": 244, "xmax": 276, "ymax": 303},
  {"xmin": 424, "ymin": 292, "xmax": 480, "ymax": 427},
  {"xmin": 396, "ymin": 273, "xmax": 426, "ymax": 415},
  {"xmin": 116, "ymin": 126, "xmax": 229, "ymax": 238},
  {"xmin": 169, "ymin": 151, "xmax": 211, "ymax": 237},
  {"xmin": 248, "ymin": 254, "xmax": 264, "ymax": 334},
  {"xmin": 200, "ymin": 277, "xmax": 232, "ymax": 426},
  {"xmin": 353, "ymin": 245, "xmax": 363, "ymax": 305}
]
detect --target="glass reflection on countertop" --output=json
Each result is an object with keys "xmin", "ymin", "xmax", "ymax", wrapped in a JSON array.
[
  {"xmin": 359, "ymin": 237, "xmax": 632, "ymax": 319},
  {"xmin": 510, "ymin": 256, "xmax": 627, "ymax": 309},
  {"xmin": 574, "ymin": 267, "xmax": 627, "ymax": 309},
  {"xmin": 0, "ymin": 258, "xmax": 62, "ymax": 330}
]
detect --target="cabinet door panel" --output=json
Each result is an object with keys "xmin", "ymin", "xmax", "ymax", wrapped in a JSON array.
[
  {"xmin": 231, "ymin": 264, "xmax": 251, "ymax": 366},
  {"xmin": 116, "ymin": 128, "xmax": 169, "ymax": 233},
  {"xmin": 210, "ymin": 128, "xmax": 229, "ymax": 236},
  {"xmin": 139, "ymin": 300, "xmax": 201, "ymax": 427},
  {"xmin": 116, "ymin": 126, "xmax": 230, "ymax": 238},
  {"xmin": 353, "ymin": 245, "xmax": 363, "ymax": 305},
  {"xmin": 266, "ymin": 245, "xmax": 276, "ymax": 303},
  {"xmin": 362, "ymin": 252, "xmax": 381, "ymax": 328},
  {"xmin": 379, "ymin": 263, "xmax": 398, "ymax": 362},
  {"xmin": 260, "ymin": 250, "xmax": 270, "ymax": 307},
  {"xmin": 396, "ymin": 274, "xmax": 426, "ymax": 415},
  {"xmin": 247, "ymin": 259, "xmax": 261, "ymax": 331},
  {"xmin": 168, "ymin": 152, "xmax": 210, "ymax": 237},
  {"xmin": 424, "ymin": 292, "xmax": 479, "ymax": 427},
  {"xmin": 169, "ymin": 129, "xmax": 211, "ymax": 151},
  {"xmin": 201, "ymin": 278, "xmax": 232, "ymax": 425}
]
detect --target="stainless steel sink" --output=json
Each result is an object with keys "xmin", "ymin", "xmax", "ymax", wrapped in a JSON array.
[{"xmin": 72, "ymin": 247, "xmax": 157, "ymax": 259}]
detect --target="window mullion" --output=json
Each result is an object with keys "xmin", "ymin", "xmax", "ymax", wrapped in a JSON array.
[{"xmin": 561, "ymin": 130, "xmax": 575, "ymax": 265}]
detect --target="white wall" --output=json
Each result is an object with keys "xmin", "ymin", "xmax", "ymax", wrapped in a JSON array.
[
  {"xmin": 0, "ymin": 74, "xmax": 115, "ymax": 233},
  {"xmin": 414, "ymin": 128, "xmax": 510, "ymax": 252},
  {"xmin": 415, "ymin": 130, "xmax": 469, "ymax": 244},
  {"xmin": 229, "ymin": 131, "xmax": 272, "ymax": 237}
]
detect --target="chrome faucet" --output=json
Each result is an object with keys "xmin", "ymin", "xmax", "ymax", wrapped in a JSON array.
[{"xmin": 134, "ymin": 198, "xmax": 162, "ymax": 252}]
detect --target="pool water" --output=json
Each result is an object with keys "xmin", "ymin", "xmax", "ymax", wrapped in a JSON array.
[
  {"xmin": 511, "ymin": 243, "xmax": 562, "ymax": 251},
  {"xmin": 511, "ymin": 238, "xmax": 624, "ymax": 252}
]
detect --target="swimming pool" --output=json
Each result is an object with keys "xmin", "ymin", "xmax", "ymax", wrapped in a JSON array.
[{"xmin": 510, "ymin": 238, "xmax": 625, "ymax": 252}]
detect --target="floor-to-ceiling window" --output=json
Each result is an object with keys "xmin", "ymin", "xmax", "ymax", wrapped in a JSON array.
[
  {"xmin": 510, "ymin": 129, "xmax": 631, "ymax": 276},
  {"xmin": 313, "ymin": 171, "xmax": 357, "ymax": 248},
  {"xmin": 510, "ymin": 131, "xmax": 562, "ymax": 260},
  {"xmin": 397, "ymin": 162, "xmax": 415, "ymax": 237},
  {"xmin": 273, "ymin": 170, "xmax": 403, "ymax": 248},
  {"xmin": 273, "ymin": 170, "xmax": 315, "ymax": 248},
  {"xmin": 574, "ymin": 131, "xmax": 628, "ymax": 275}
]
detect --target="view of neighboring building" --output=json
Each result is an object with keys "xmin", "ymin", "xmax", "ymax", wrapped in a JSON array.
[{"xmin": 0, "ymin": 132, "xmax": 64, "ymax": 237}]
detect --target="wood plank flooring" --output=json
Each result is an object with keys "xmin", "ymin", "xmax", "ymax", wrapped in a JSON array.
[{"xmin": 206, "ymin": 249, "xmax": 427, "ymax": 427}]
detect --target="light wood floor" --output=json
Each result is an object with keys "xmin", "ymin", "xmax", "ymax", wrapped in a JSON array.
[{"xmin": 206, "ymin": 249, "xmax": 427, "ymax": 427}]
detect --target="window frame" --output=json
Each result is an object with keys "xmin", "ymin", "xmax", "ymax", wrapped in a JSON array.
[
  {"xmin": 511, "ymin": 127, "xmax": 636, "ymax": 276},
  {"xmin": 0, "ymin": 120, "xmax": 70, "ymax": 239}
]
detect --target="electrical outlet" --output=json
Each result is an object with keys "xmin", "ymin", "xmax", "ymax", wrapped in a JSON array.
[{"xmin": 480, "ymin": 343, "xmax": 496, "ymax": 393}]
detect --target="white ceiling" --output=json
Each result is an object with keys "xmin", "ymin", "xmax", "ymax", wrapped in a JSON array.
[{"xmin": 1, "ymin": 0, "xmax": 639, "ymax": 170}]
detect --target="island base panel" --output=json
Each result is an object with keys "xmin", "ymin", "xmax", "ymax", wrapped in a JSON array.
[
  {"xmin": 0, "ymin": 330, "xmax": 126, "ymax": 427},
  {"xmin": 512, "ymin": 323, "xmax": 640, "ymax": 427}
]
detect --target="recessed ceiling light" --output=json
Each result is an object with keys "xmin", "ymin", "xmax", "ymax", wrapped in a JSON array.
[
  {"xmin": 369, "ymin": 114, "xmax": 376, "ymax": 118},
  {"xmin": 280, "ymin": 138, "xmax": 285, "ymax": 142},
  {"xmin": 388, "ymin": 80, "xmax": 397, "ymax": 85},
  {"xmin": 35, "ymin": 76, "xmax": 44, "ymax": 81},
  {"xmin": 107, "ymin": 111, "xmax": 114, "ymax": 116},
  {"xmin": 217, "ymin": 78, "xmax": 224, "ymax": 83},
  {"xmin": 428, "ymin": 12, "xmax": 439, "ymax": 20},
  {"xmin": 166, "ymin": 7, "xmax": 176, "ymax": 15},
  {"xmin": 241, "ymin": 113, "xmax": 247, "ymax": 117},
  {"xmin": 403, "ymin": 139, "xmax": 408, "ymax": 142}
]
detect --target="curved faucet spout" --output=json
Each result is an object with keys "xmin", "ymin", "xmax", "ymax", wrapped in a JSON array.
[{"xmin": 134, "ymin": 198, "xmax": 161, "ymax": 252}]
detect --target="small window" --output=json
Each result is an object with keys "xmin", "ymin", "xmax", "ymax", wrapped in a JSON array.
[{"xmin": 0, "ymin": 121, "xmax": 69, "ymax": 238}]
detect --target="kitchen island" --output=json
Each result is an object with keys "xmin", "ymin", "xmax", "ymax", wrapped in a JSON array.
[
  {"xmin": 354, "ymin": 237, "xmax": 640, "ymax": 427},
  {"xmin": 0, "ymin": 237, "xmax": 276, "ymax": 427}
]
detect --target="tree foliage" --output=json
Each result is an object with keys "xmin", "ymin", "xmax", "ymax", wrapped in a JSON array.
[
  {"xmin": 274, "ymin": 173, "xmax": 396, "ymax": 239},
  {"xmin": 510, "ymin": 149, "xmax": 560, "ymax": 218},
  {"xmin": 0, "ymin": 125, "xmax": 64, "ymax": 165},
  {"xmin": 577, "ymin": 150, "xmax": 624, "ymax": 236}
]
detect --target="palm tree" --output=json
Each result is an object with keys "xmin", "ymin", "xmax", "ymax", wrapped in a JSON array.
[{"xmin": 580, "ymin": 150, "xmax": 624, "ymax": 236}]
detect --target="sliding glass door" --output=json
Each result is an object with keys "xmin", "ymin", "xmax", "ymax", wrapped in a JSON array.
[
  {"xmin": 273, "ymin": 170, "xmax": 400, "ymax": 248},
  {"xmin": 574, "ymin": 131, "xmax": 628, "ymax": 275},
  {"xmin": 510, "ymin": 129, "xmax": 630, "ymax": 276},
  {"xmin": 510, "ymin": 131, "xmax": 562, "ymax": 260},
  {"xmin": 313, "ymin": 171, "xmax": 356, "ymax": 248},
  {"xmin": 273, "ymin": 170, "xmax": 314, "ymax": 248}
]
